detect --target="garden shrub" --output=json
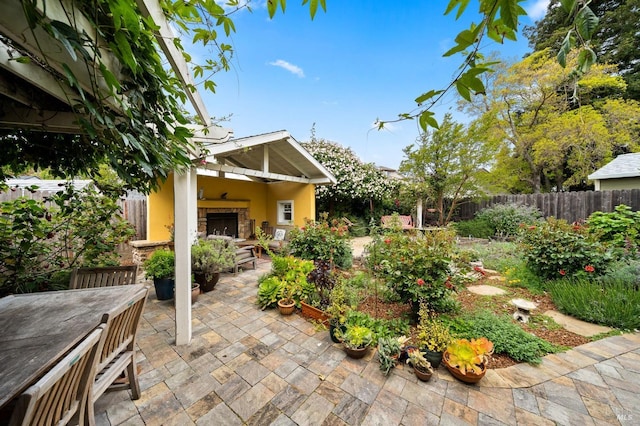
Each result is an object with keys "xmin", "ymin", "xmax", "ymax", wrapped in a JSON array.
[
  {"xmin": 343, "ymin": 309, "xmax": 410, "ymax": 345},
  {"xmin": 0, "ymin": 184, "xmax": 135, "ymax": 296},
  {"xmin": 445, "ymin": 310, "xmax": 561, "ymax": 364},
  {"xmin": 518, "ymin": 217, "xmax": 611, "ymax": 280},
  {"xmin": 288, "ymin": 215, "xmax": 353, "ymax": 269},
  {"xmin": 599, "ymin": 259, "xmax": 640, "ymax": 290},
  {"xmin": 548, "ymin": 277, "xmax": 640, "ymax": 330},
  {"xmin": 256, "ymin": 255, "xmax": 315, "ymax": 309},
  {"xmin": 586, "ymin": 204, "xmax": 640, "ymax": 256},
  {"xmin": 365, "ymin": 229, "xmax": 457, "ymax": 312},
  {"xmin": 453, "ymin": 217, "xmax": 494, "ymax": 239},
  {"xmin": 475, "ymin": 203, "xmax": 542, "ymax": 239}
]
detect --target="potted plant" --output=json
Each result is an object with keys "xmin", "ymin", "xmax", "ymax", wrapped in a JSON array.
[
  {"xmin": 191, "ymin": 239, "xmax": 236, "ymax": 292},
  {"xmin": 415, "ymin": 303, "xmax": 452, "ymax": 368},
  {"xmin": 443, "ymin": 337, "xmax": 494, "ymax": 383},
  {"xmin": 277, "ymin": 279, "xmax": 297, "ymax": 315},
  {"xmin": 326, "ymin": 280, "xmax": 349, "ymax": 343},
  {"xmin": 406, "ymin": 348, "xmax": 434, "ymax": 381},
  {"xmin": 338, "ymin": 324, "xmax": 373, "ymax": 359},
  {"xmin": 378, "ymin": 336, "xmax": 410, "ymax": 375},
  {"xmin": 144, "ymin": 249, "xmax": 175, "ymax": 300},
  {"xmin": 191, "ymin": 275, "xmax": 200, "ymax": 304}
]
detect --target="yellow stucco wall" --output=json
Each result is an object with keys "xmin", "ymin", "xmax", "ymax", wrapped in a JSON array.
[{"xmin": 147, "ymin": 173, "xmax": 317, "ymax": 241}]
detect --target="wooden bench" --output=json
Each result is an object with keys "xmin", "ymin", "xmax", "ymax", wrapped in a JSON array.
[
  {"xmin": 69, "ymin": 265, "xmax": 139, "ymax": 289},
  {"xmin": 234, "ymin": 246, "xmax": 257, "ymax": 274},
  {"xmin": 381, "ymin": 215, "xmax": 414, "ymax": 230}
]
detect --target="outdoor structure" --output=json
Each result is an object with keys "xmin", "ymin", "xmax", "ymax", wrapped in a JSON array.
[
  {"xmin": 0, "ymin": 0, "xmax": 233, "ymax": 344},
  {"xmin": 588, "ymin": 152, "xmax": 640, "ymax": 190},
  {"xmin": 147, "ymin": 131, "xmax": 336, "ymax": 242}
]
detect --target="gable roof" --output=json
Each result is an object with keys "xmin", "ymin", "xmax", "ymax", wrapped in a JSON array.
[
  {"xmin": 199, "ymin": 130, "xmax": 337, "ymax": 185},
  {"xmin": 588, "ymin": 153, "xmax": 640, "ymax": 180}
]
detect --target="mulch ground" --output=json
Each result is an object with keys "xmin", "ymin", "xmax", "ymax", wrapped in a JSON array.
[{"xmin": 352, "ymin": 271, "xmax": 591, "ymax": 369}]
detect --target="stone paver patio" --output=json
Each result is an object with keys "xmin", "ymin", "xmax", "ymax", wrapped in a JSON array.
[{"xmin": 94, "ymin": 260, "xmax": 640, "ymax": 425}]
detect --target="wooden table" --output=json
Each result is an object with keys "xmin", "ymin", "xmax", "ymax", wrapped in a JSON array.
[{"xmin": 0, "ymin": 284, "xmax": 147, "ymax": 409}]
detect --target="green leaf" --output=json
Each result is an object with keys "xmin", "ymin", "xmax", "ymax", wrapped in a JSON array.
[
  {"xmin": 415, "ymin": 90, "xmax": 444, "ymax": 105},
  {"xmin": 559, "ymin": 0, "xmax": 577, "ymax": 14},
  {"xmin": 499, "ymin": 0, "xmax": 525, "ymax": 30},
  {"xmin": 99, "ymin": 63, "xmax": 121, "ymax": 92},
  {"xmin": 267, "ymin": 0, "xmax": 278, "ymax": 18},
  {"xmin": 114, "ymin": 31, "xmax": 137, "ymax": 72},
  {"xmin": 418, "ymin": 111, "xmax": 439, "ymax": 131},
  {"xmin": 445, "ymin": 0, "xmax": 470, "ymax": 20},
  {"xmin": 557, "ymin": 30, "xmax": 574, "ymax": 68},
  {"xmin": 443, "ymin": 27, "xmax": 480, "ymax": 57},
  {"xmin": 577, "ymin": 48, "xmax": 597, "ymax": 74},
  {"xmin": 13, "ymin": 56, "xmax": 31, "ymax": 64},
  {"xmin": 575, "ymin": 6, "xmax": 599, "ymax": 41},
  {"xmin": 455, "ymin": 80, "xmax": 471, "ymax": 101}
]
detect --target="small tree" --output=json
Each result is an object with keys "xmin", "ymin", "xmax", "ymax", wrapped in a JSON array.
[{"xmin": 399, "ymin": 114, "xmax": 495, "ymax": 226}]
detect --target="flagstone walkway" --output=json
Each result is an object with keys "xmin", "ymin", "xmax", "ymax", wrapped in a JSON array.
[{"xmin": 94, "ymin": 260, "xmax": 640, "ymax": 425}]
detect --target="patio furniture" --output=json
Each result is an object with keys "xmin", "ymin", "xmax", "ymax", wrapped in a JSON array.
[
  {"xmin": 234, "ymin": 246, "xmax": 257, "ymax": 274},
  {"xmin": 69, "ymin": 265, "xmax": 139, "ymax": 289},
  {"xmin": 8, "ymin": 325, "xmax": 105, "ymax": 426},
  {"xmin": 0, "ymin": 284, "xmax": 148, "ymax": 411},
  {"xmin": 381, "ymin": 215, "xmax": 414, "ymax": 230},
  {"xmin": 85, "ymin": 286, "xmax": 148, "ymax": 423}
]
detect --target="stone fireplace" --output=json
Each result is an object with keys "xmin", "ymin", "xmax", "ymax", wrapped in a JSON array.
[{"xmin": 198, "ymin": 207, "xmax": 253, "ymax": 239}]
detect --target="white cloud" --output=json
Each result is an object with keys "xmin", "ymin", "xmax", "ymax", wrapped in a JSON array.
[
  {"xmin": 526, "ymin": 0, "xmax": 550, "ymax": 21},
  {"xmin": 269, "ymin": 59, "xmax": 305, "ymax": 77}
]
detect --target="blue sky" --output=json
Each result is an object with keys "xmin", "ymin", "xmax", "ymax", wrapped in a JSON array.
[{"xmin": 197, "ymin": 0, "xmax": 550, "ymax": 169}]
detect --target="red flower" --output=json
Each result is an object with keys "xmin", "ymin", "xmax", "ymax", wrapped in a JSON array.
[
  {"xmin": 559, "ymin": 269, "xmax": 566, "ymax": 276},
  {"xmin": 528, "ymin": 225, "xmax": 536, "ymax": 230},
  {"xmin": 417, "ymin": 279, "xmax": 425, "ymax": 286},
  {"xmin": 584, "ymin": 265, "xmax": 595, "ymax": 273},
  {"xmin": 384, "ymin": 238, "xmax": 391, "ymax": 245}
]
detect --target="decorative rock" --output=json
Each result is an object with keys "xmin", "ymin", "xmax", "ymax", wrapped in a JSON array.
[
  {"xmin": 511, "ymin": 298, "xmax": 537, "ymax": 323},
  {"xmin": 467, "ymin": 285, "xmax": 507, "ymax": 296}
]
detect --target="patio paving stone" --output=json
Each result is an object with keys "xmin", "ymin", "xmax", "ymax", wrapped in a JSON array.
[{"xmin": 89, "ymin": 258, "xmax": 640, "ymax": 425}]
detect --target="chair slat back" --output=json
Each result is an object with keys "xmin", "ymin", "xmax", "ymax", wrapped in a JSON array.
[
  {"xmin": 69, "ymin": 266, "xmax": 138, "ymax": 289},
  {"xmin": 10, "ymin": 325, "xmax": 104, "ymax": 426},
  {"xmin": 96, "ymin": 287, "xmax": 148, "ymax": 372}
]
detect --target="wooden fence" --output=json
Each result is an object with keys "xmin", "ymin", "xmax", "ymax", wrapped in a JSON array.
[
  {"xmin": 0, "ymin": 190, "xmax": 147, "ymax": 240},
  {"xmin": 454, "ymin": 189, "xmax": 640, "ymax": 223}
]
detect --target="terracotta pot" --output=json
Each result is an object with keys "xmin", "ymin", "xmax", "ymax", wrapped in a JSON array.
[
  {"xmin": 344, "ymin": 345, "xmax": 369, "ymax": 359},
  {"xmin": 422, "ymin": 349, "xmax": 443, "ymax": 369},
  {"xmin": 442, "ymin": 351, "xmax": 487, "ymax": 383},
  {"xmin": 300, "ymin": 301, "xmax": 330, "ymax": 325},
  {"xmin": 191, "ymin": 283, "xmax": 200, "ymax": 304},
  {"xmin": 277, "ymin": 299, "xmax": 295, "ymax": 315},
  {"xmin": 413, "ymin": 365, "xmax": 433, "ymax": 382},
  {"xmin": 194, "ymin": 272, "xmax": 220, "ymax": 292}
]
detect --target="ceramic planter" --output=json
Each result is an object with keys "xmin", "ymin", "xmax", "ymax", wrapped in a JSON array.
[
  {"xmin": 413, "ymin": 365, "xmax": 433, "ymax": 382},
  {"xmin": 194, "ymin": 272, "xmax": 220, "ymax": 292},
  {"xmin": 300, "ymin": 301, "xmax": 330, "ymax": 325},
  {"xmin": 344, "ymin": 345, "xmax": 369, "ymax": 359},
  {"xmin": 329, "ymin": 320, "xmax": 346, "ymax": 343},
  {"xmin": 153, "ymin": 277, "xmax": 174, "ymax": 300},
  {"xmin": 442, "ymin": 351, "xmax": 487, "ymax": 383},
  {"xmin": 277, "ymin": 299, "xmax": 295, "ymax": 315},
  {"xmin": 423, "ymin": 349, "xmax": 443, "ymax": 369}
]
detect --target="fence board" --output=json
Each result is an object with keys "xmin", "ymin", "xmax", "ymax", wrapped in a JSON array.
[{"xmin": 454, "ymin": 190, "xmax": 640, "ymax": 223}]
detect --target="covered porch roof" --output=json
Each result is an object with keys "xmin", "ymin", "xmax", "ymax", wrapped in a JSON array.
[{"xmin": 199, "ymin": 131, "xmax": 336, "ymax": 185}]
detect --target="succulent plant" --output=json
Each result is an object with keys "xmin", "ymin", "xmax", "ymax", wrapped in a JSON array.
[{"xmin": 445, "ymin": 337, "xmax": 494, "ymax": 375}]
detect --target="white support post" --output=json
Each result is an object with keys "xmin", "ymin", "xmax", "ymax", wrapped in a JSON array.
[
  {"xmin": 416, "ymin": 198, "xmax": 423, "ymax": 229},
  {"xmin": 173, "ymin": 168, "xmax": 195, "ymax": 345}
]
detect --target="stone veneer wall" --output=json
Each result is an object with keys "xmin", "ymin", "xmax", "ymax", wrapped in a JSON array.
[
  {"xmin": 129, "ymin": 240, "xmax": 173, "ymax": 265},
  {"xmin": 198, "ymin": 207, "xmax": 251, "ymax": 239}
]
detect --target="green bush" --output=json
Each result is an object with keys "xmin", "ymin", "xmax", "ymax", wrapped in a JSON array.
[
  {"xmin": 144, "ymin": 250, "xmax": 175, "ymax": 280},
  {"xmin": 288, "ymin": 216, "xmax": 353, "ymax": 269},
  {"xmin": 453, "ymin": 217, "xmax": 494, "ymax": 239},
  {"xmin": 343, "ymin": 310, "xmax": 410, "ymax": 345},
  {"xmin": 475, "ymin": 203, "xmax": 542, "ymax": 238},
  {"xmin": 518, "ymin": 217, "xmax": 611, "ymax": 280},
  {"xmin": 548, "ymin": 277, "xmax": 640, "ymax": 330},
  {"xmin": 256, "ymin": 255, "xmax": 315, "ymax": 309},
  {"xmin": 365, "ymin": 229, "xmax": 456, "ymax": 312},
  {"xmin": 587, "ymin": 204, "xmax": 640, "ymax": 256},
  {"xmin": 0, "ymin": 183, "xmax": 135, "ymax": 296},
  {"xmin": 445, "ymin": 310, "xmax": 561, "ymax": 364}
]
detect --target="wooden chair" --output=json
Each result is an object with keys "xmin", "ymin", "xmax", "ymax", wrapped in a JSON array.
[
  {"xmin": 9, "ymin": 325, "xmax": 105, "ymax": 426},
  {"xmin": 85, "ymin": 287, "xmax": 148, "ymax": 423},
  {"xmin": 69, "ymin": 266, "xmax": 139, "ymax": 289},
  {"xmin": 234, "ymin": 246, "xmax": 257, "ymax": 274}
]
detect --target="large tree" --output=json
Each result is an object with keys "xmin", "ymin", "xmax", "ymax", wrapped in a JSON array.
[
  {"xmin": 399, "ymin": 114, "xmax": 496, "ymax": 225},
  {"xmin": 524, "ymin": 0, "xmax": 640, "ymax": 100},
  {"xmin": 462, "ymin": 50, "xmax": 640, "ymax": 193}
]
